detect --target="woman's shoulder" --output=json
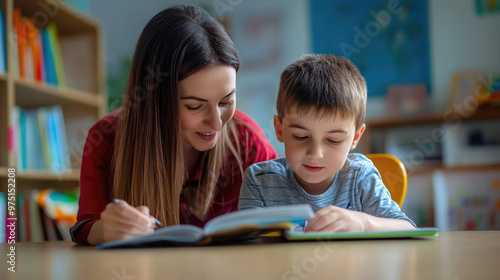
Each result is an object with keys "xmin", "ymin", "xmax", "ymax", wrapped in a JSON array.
[
  {"xmin": 89, "ymin": 109, "xmax": 121, "ymax": 134},
  {"xmin": 229, "ymin": 110, "xmax": 277, "ymax": 163},
  {"xmin": 232, "ymin": 110, "xmax": 261, "ymax": 129},
  {"xmin": 83, "ymin": 109, "xmax": 122, "ymax": 151}
]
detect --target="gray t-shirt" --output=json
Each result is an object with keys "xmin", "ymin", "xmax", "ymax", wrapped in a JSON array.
[{"xmin": 238, "ymin": 153, "xmax": 416, "ymax": 228}]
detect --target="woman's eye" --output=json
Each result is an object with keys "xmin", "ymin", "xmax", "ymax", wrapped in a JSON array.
[
  {"xmin": 219, "ymin": 100, "xmax": 235, "ymax": 107},
  {"xmin": 186, "ymin": 105, "xmax": 201, "ymax": 110},
  {"xmin": 293, "ymin": 135, "xmax": 308, "ymax": 141}
]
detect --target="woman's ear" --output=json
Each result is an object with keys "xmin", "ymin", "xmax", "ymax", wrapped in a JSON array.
[
  {"xmin": 273, "ymin": 115, "xmax": 284, "ymax": 143},
  {"xmin": 350, "ymin": 123, "xmax": 366, "ymax": 150}
]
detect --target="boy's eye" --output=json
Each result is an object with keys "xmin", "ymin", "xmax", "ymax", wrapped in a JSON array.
[
  {"xmin": 186, "ymin": 105, "xmax": 201, "ymax": 110},
  {"xmin": 328, "ymin": 139, "xmax": 342, "ymax": 144},
  {"xmin": 293, "ymin": 135, "xmax": 308, "ymax": 141}
]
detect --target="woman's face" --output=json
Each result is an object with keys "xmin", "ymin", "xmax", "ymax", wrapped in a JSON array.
[{"xmin": 178, "ymin": 65, "xmax": 237, "ymax": 153}]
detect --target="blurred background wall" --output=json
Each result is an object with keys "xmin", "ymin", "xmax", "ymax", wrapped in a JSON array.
[{"xmin": 88, "ymin": 0, "xmax": 500, "ymax": 157}]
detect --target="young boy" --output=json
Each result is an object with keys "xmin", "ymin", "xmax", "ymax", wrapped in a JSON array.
[{"xmin": 238, "ymin": 54, "xmax": 416, "ymax": 232}]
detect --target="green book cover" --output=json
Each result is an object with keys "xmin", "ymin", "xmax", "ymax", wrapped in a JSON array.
[
  {"xmin": 285, "ymin": 227, "xmax": 439, "ymax": 241},
  {"xmin": 46, "ymin": 23, "xmax": 66, "ymax": 88}
]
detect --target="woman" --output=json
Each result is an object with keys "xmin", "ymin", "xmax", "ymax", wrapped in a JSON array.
[{"xmin": 70, "ymin": 5, "xmax": 277, "ymax": 245}]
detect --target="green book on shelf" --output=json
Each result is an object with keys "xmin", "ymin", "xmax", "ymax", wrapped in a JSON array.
[{"xmin": 46, "ymin": 22, "xmax": 66, "ymax": 88}]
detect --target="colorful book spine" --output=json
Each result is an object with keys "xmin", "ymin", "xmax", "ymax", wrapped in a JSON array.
[
  {"xmin": 12, "ymin": 9, "xmax": 65, "ymax": 86},
  {"xmin": 13, "ymin": 106, "xmax": 71, "ymax": 171},
  {"xmin": 0, "ymin": 9, "xmax": 7, "ymax": 73},
  {"xmin": 46, "ymin": 23, "xmax": 66, "ymax": 88},
  {"xmin": 0, "ymin": 192, "xmax": 6, "ymax": 243}
]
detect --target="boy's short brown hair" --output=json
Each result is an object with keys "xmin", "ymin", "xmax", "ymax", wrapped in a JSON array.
[{"xmin": 276, "ymin": 54, "xmax": 367, "ymax": 131}]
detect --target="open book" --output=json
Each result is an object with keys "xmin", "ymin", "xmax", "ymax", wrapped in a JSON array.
[{"xmin": 97, "ymin": 204, "xmax": 315, "ymax": 249}]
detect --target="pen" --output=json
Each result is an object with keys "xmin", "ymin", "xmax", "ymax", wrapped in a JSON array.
[{"xmin": 112, "ymin": 198, "xmax": 163, "ymax": 227}]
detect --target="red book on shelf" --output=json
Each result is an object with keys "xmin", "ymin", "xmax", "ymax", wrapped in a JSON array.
[{"xmin": 26, "ymin": 19, "xmax": 43, "ymax": 82}]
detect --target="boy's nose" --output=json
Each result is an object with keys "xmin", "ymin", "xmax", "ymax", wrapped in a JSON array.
[
  {"xmin": 204, "ymin": 107, "xmax": 222, "ymax": 131},
  {"xmin": 306, "ymin": 143, "xmax": 324, "ymax": 159}
]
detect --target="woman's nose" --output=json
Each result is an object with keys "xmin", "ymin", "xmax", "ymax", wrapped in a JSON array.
[{"xmin": 204, "ymin": 107, "xmax": 222, "ymax": 131}]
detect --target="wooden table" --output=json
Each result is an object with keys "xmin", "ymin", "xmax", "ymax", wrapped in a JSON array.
[{"xmin": 4, "ymin": 231, "xmax": 500, "ymax": 280}]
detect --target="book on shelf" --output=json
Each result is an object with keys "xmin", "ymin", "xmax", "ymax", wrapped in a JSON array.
[
  {"xmin": 12, "ymin": 8, "xmax": 65, "ymax": 86},
  {"xmin": 0, "ymin": 188, "xmax": 78, "ymax": 243},
  {"xmin": 0, "ymin": 193, "xmax": 5, "ymax": 242},
  {"xmin": 11, "ymin": 105, "xmax": 71, "ymax": 172},
  {"xmin": 0, "ymin": 8, "xmax": 6, "ymax": 73},
  {"xmin": 97, "ymin": 204, "xmax": 315, "ymax": 249}
]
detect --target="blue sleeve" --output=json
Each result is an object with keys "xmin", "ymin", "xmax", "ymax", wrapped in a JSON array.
[
  {"xmin": 358, "ymin": 165, "xmax": 416, "ymax": 228},
  {"xmin": 238, "ymin": 167, "xmax": 266, "ymax": 210}
]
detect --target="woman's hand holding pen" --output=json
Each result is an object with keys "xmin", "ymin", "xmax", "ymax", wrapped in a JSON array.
[{"xmin": 100, "ymin": 199, "xmax": 156, "ymax": 242}]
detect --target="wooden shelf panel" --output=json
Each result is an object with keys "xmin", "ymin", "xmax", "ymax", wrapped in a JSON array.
[
  {"xmin": 17, "ymin": 169, "xmax": 80, "ymax": 181},
  {"xmin": 407, "ymin": 163, "xmax": 500, "ymax": 175},
  {"xmin": 0, "ymin": 166, "xmax": 7, "ymax": 177},
  {"xmin": 0, "ymin": 167, "xmax": 80, "ymax": 192},
  {"xmin": 14, "ymin": 78, "xmax": 104, "ymax": 109},
  {"xmin": 0, "ymin": 167, "xmax": 80, "ymax": 180},
  {"xmin": 367, "ymin": 107, "xmax": 500, "ymax": 128}
]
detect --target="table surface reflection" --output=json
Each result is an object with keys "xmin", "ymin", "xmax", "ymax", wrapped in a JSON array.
[{"xmin": 4, "ymin": 231, "xmax": 500, "ymax": 280}]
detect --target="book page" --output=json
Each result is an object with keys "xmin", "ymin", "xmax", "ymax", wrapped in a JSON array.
[
  {"xmin": 145, "ymin": 224, "xmax": 203, "ymax": 243},
  {"xmin": 203, "ymin": 204, "xmax": 314, "ymax": 235}
]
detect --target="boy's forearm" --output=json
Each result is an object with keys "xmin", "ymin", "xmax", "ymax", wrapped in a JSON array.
[{"xmin": 364, "ymin": 214, "xmax": 416, "ymax": 231}]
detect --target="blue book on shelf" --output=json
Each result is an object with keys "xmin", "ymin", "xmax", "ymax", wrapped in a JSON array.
[
  {"xmin": 45, "ymin": 107, "xmax": 61, "ymax": 172},
  {"xmin": 41, "ymin": 28, "xmax": 56, "ymax": 86},
  {"xmin": 0, "ymin": 9, "xmax": 6, "ymax": 73},
  {"xmin": 25, "ymin": 109, "xmax": 45, "ymax": 170},
  {"xmin": 46, "ymin": 106, "xmax": 70, "ymax": 171},
  {"xmin": 0, "ymin": 192, "xmax": 6, "ymax": 243},
  {"xmin": 19, "ymin": 109, "xmax": 27, "ymax": 171},
  {"xmin": 37, "ymin": 109, "xmax": 52, "ymax": 169},
  {"xmin": 53, "ymin": 106, "xmax": 71, "ymax": 171}
]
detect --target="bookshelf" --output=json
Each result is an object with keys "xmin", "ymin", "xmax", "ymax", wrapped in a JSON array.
[
  {"xmin": 360, "ymin": 107, "xmax": 500, "ymax": 230},
  {"xmin": 0, "ymin": 0, "xmax": 107, "ymax": 192},
  {"xmin": 360, "ymin": 107, "xmax": 500, "ymax": 172}
]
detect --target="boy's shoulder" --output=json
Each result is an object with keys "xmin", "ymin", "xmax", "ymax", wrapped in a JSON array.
[{"xmin": 342, "ymin": 153, "xmax": 374, "ymax": 171}]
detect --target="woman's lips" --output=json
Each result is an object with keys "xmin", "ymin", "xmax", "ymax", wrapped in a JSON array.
[
  {"xmin": 304, "ymin": 164, "xmax": 324, "ymax": 173},
  {"xmin": 197, "ymin": 132, "xmax": 216, "ymax": 140}
]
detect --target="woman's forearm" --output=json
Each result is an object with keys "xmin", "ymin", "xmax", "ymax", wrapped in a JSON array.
[{"xmin": 86, "ymin": 219, "xmax": 105, "ymax": 245}]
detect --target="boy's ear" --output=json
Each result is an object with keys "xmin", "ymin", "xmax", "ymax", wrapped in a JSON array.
[
  {"xmin": 273, "ymin": 115, "xmax": 284, "ymax": 143},
  {"xmin": 350, "ymin": 123, "xmax": 366, "ymax": 150}
]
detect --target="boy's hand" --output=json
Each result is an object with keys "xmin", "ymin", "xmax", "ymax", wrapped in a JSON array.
[{"xmin": 304, "ymin": 205, "xmax": 368, "ymax": 232}]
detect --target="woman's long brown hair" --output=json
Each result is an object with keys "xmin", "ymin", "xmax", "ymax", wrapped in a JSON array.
[{"xmin": 113, "ymin": 5, "xmax": 242, "ymax": 225}]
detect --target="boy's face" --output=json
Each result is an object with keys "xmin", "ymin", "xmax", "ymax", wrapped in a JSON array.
[{"xmin": 274, "ymin": 107, "xmax": 365, "ymax": 194}]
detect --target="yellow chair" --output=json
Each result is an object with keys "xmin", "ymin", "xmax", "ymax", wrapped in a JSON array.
[{"xmin": 365, "ymin": 153, "xmax": 407, "ymax": 208}]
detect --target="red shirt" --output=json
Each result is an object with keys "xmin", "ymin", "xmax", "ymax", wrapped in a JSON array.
[{"xmin": 70, "ymin": 109, "xmax": 277, "ymax": 244}]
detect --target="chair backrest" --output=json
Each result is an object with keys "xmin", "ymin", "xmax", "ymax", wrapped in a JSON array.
[{"xmin": 365, "ymin": 153, "xmax": 407, "ymax": 208}]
